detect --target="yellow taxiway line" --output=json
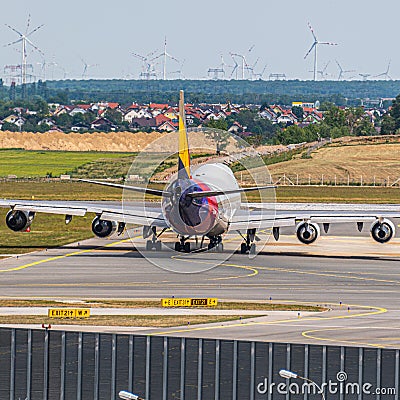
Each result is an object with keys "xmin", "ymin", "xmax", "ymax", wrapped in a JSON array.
[
  {"xmin": 152, "ymin": 302, "xmax": 387, "ymax": 343},
  {"xmin": 0, "ymin": 238, "xmax": 134, "ymax": 273}
]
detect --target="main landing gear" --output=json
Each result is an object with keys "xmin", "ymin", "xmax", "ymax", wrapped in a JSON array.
[
  {"xmin": 239, "ymin": 228, "xmax": 257, "ymax": 255},
  {"xmin": 174, "ymin": 235, "xmax": 224, "ymax": 253},
  {"xmin": 145, "ymin": 226, "xmax": 163, "ymax": 251},
  {"xmin": 207, "ymin": 235, "xmax": 223, "ymax": 252},
  {"xmin": 175, "ymin": 236, "xmax": 191, "ymax": 253}
]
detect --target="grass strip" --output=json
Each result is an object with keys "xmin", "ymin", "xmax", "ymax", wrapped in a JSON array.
[
  {"xmin": 0, "ymin": 315, "xmax": 258, "ymax": 327},
  {"xmin": 0, "ymin": 299, "xmax": 325, "ymax": 312}
]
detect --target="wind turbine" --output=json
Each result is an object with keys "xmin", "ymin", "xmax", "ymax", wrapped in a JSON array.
[
  {"xmin": 374, "ymin": 61, "xmax": 393, "ymax": 80},
  {"xmin": 132, "ymin": 51, "xmax": 158, "ymax": 80},
  {"xmin": 230, "ymin": 52, "xmax": 250, "ymax": 80},
  {"xmin": 304, "ymin": 22, "xmax": 337, "ymax": 81},
  {"xmin": 359, "ymin": 73, "xmax": 371, "ymax": 81},
  {"xmin": 253, "ymin": 64, "xmax": 268, "ymax": 80},
  {"xmin": 316, "ymin": 61, "xmax": 330, "ymax": 80},
  {"xmin": 152, "ymin": 37, "xmax": 180, "ymax": 80},
  {"xmin": 170, "ymin": 59, "xmax": 186, "ymax": 79},
  {"xmin": 335, "ymin": 60, "xmax": 356, "ymax": 81},
  {"xmin": 207, "ymin": 54, "xmax": 230, "ymax": 80},
  {"xmin": 4, "ymin": 15, "xmax": 45, "ymax": 86},
  {"xmin": 80, "ymin": 58, "xmax": 99, "ymax": 79},
  {"xmin": 229, "ymin": 54, "xmax": 239, "ymax": 79},
  {"xmin": 37, "ymin": 55, "xmax": 60, "ymax": 80}
]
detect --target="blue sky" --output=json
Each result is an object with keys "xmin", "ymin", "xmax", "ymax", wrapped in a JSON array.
[{"xmin": 0, "ymin": 0, "xmax": 398, "ymax": 81}]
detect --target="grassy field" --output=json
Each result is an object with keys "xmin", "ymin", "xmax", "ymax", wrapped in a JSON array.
[
  {"xmin": 0, "ymin": 315, "xmax": 255, "ymax": 327},
  {"xmin": 0, "ymin": 150, "xmax": 135, "ymax": 178},
  {"xmin": 1, "ymin": 143, "xmax": 400, "ymax": 185},
  {"xmin": 266, "ymin": 142, "xmax": 400, "ymax": 185},
  {"xmin": 251, "ymin": 186, "xmax": 400, "ymax": 203},
  {"xmin": 0, "ymin": 299, "xmax": 324, "ymax": 311},
  {"xmin": 0, "ymin": 300, "xmax": 323, "ymax": 326},
  {"xmin": 0, "ymin": 208, "xmax": 94, "ymax": 254}
]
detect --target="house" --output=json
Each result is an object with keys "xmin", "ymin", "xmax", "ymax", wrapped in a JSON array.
[
  {"xmin": 3, "ymin": 115, "xmax": 19, "ymax": 124},
  {"xmin": 303, "ymin": 111, "xmax": 323, "ymax": 124},
  {"xmin": 158, "ymin": 120, "xmax": 176, "ymax": 132},
  {"xmin": 228, "ymin": 121, "xmax": 243, "ymax": 134},
  {"xmin": 91, "ymin": 117, "xmax": 118, "ymax": 131},
  {"xmin": 38, "ymin": 118, "xmax": 56, "ymax": 127},
  {"xmin": 277, "ymin": 113, "xmax": 297, "ymax": 125},
  {"xmin": 68, "ymin": 107, "xmax": 88, "ymax": 116},
  {"xmin": 12, "ymin": 107, "xmax": 25, "ymax": 115},
  {"xmin": 106, "ymin": 102, "xmax": 120, "ymax": 110},
  {"xmin": 148, "ymin": 103, "xmax": 169, "ymax": 111},
  {"xmin": 259, "ymin": 108, "xmax": 278, "ymax": 122},
  {"xmin": 130, "ymin": 117, "xmax": 158, "ymax": 130},
  {"xmin": 204, "ymin": 110, "xmax": 226, "ymax": 121},
  {"xmin": 124, "ymin": 108, "xmax": 152, "ymax": 122},
  {"xmin": 154, "ymin": 113, "xmax": 172, "ymax": 126},
  {"xmin": 94, "ymin": 102, "xmax": 120, "ymax": 112},
  {"xmin": 163, "ymin": 107, "xmax": 178, "ymax": 121},
  {"xmin": 186, "ymin": 108, "xmax": 203, "ymax": 121},
  {"xmin": 71, "ymin": 123, "xmax": 90, "ymax": 132},
  {"xmin": 47, "ymin": 127, "xmax": 64, "ymax": 133},
  {"xmin": 52, "ymin": 106, "xmax": 68, "ymax": 117},
  {"xmin": 3, "ymin": 114, "xmax": 26, "ymax": 127},
  {"xmin": 270, "ymin": 105, "xmax": 285, "ymax": 115},
  {"xmin": 76, "ymin": 104, "xmax": 92, "ymax": 111}
]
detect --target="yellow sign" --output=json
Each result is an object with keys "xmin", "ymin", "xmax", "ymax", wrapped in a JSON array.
[
  {"xmin": 48, "ymin": 308, "xmax": 91, "ymax": 319},
  {"xmin": 161, "ymin": 298, "xmax": 218, "ymax": 307}
]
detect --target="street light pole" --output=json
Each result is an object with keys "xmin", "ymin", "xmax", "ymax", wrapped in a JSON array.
[
  {"xmin": 279, "ymin": 369, "xmax": 326, "ymax": 400},
  {"xmin": 119, "ymin": 390, "xmax": 145, "ymax": 400}
]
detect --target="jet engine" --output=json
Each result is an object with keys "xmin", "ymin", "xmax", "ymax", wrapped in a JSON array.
[
  {"xmin": 370, "ymin": 219, "xmax": 395, "ymax": 243},
  {"xmin": 6, "ymin": 210, "xmax": 34, "ymax": 232},
  {"xmin": 296, "ymin": 221, "xmax": 320, "ymax": 244},
  {"xmin": 91, "ymin": 216, "xmax": 117, "ymax": 238}
]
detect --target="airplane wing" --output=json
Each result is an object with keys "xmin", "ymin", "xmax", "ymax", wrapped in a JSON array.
[
  {"xmin": 0, "ymin": 200, "xmax": 168, "ymax": 228},
  {"xmin": 231, "ymin": 203, "xmax": 400, "ymax": 232}
]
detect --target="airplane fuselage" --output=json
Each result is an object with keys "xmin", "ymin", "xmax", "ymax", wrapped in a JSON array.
[{"xmin": 162, "ymin": 163, "xmax": 241, "ymax": 237}]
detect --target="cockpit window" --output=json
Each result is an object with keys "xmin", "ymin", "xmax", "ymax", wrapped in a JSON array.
[
  {"xmin": 193, "ymin": 197, "xmax": 205, "ymax": 206},
  {"xmin": 190, "ymin": 185, "xmax": 205, "ymax": 206}
]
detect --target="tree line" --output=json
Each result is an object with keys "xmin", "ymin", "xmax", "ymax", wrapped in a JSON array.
[{"xmin": 0, "ymin": 79, "xmax": 398, "ymax": 107}]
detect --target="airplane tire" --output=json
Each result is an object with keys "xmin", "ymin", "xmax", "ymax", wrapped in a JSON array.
[
  {"xmin": 240, "ymin": 243, "xmax": 247, "ymax": 254},
  {"xmin": 175, "ymin": 242, "xmax": 182, "ymax": 252},
  {"xmin": 184, "ymin": 242, "xmax": 191, "ymax": 253},
  {"xmin": 155, "ymin": 241, "xmax": 162, "ymax": 251},
  {"xmin": 146, "ymin": 240, "xmax": 153, "ymax": 251},
  {"xmin": 249, "ymin": 243, "xmax": 256, "ymax": 255},
  {"xmin": 217, "ymin": 243, "xmax": 223, "ymax": 252}
]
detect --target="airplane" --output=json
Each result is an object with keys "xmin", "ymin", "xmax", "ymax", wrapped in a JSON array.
[{"xmin": 0, "ymin": 90, "xmax": 399, "ymax": 254}]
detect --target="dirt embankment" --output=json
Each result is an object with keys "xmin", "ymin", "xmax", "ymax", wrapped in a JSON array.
[
  {"xmin": 0, "ymin": 131, "xmax": 165, "ymax": 152},
  {"xmin": 0, "ymin": 130, "xmax": 249, "ymax": 153}
]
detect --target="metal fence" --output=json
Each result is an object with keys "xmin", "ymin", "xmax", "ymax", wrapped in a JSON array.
[{"xmin": 0, "ymin": 327, "xmax": 399, "ymax": 400}]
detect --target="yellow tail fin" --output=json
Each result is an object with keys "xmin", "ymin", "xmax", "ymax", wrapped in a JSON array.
[{"xmin": 178, "ymin": 90, "xmax": 191, "ymax": 179}]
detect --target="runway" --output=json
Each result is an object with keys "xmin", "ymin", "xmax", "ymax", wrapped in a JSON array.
[{"xmin": 0, "ymin": 229, "xmax": 399, "ymax": 348}]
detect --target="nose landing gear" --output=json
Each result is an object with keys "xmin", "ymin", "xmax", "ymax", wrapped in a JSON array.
[{"xmin": 238, "ymin": 228, "xmax": 257, "ymax": 255}]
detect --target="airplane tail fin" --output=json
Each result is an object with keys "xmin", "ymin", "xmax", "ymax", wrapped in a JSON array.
[{"xmin": 178, "ymin": 90, "xmax": 191, "ymax": 179}]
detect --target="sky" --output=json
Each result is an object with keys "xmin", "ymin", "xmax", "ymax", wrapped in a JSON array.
[{"xmin": 0, "ymin": 0, "xmax": 398, "ymax": 82}]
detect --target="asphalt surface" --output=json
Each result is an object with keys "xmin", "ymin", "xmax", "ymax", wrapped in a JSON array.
[{"xmin": 0, "ymin": 223, "xmax": 400, "ymax": 349}]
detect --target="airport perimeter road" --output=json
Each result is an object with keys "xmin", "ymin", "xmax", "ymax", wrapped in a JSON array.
[{"xmin": 0, "ymin": 234, "xmax": 399, "ymax": 348}]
